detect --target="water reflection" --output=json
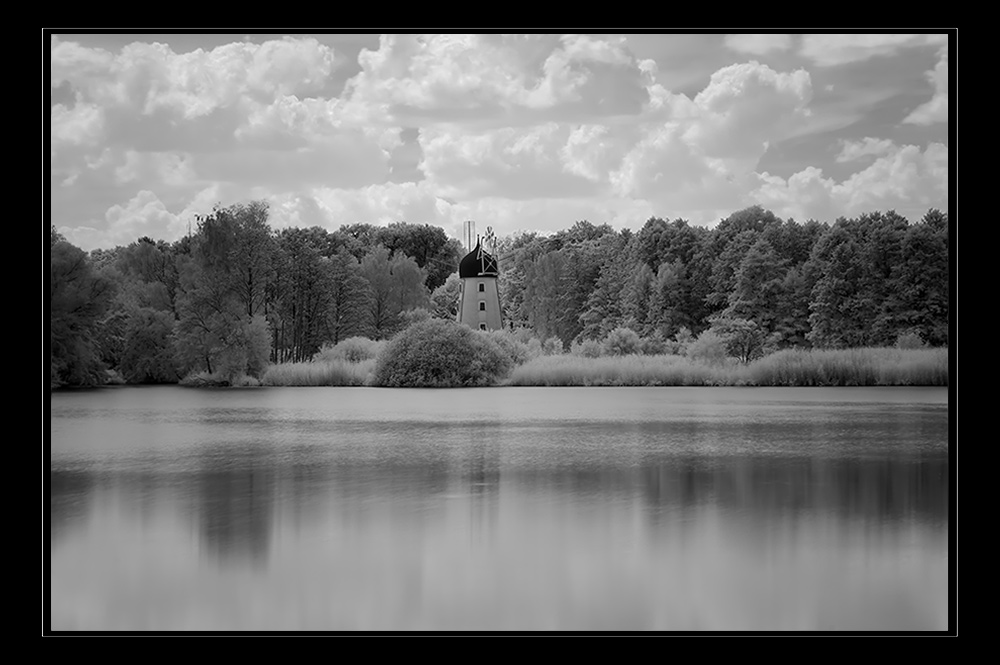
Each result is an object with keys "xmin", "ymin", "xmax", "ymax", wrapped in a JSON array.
[{"xmin": 50, "ymin": 387, "xmax": 949, "ymax": 631}]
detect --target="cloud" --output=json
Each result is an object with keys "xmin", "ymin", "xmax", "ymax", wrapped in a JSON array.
[
  {"xmin": 724, "ymin": 34, "xmax": 793, "ymax": 55},
  {"xmin": 344, "ymin": 34, "xmax": 650, "ymax": 125},
  {"xmin": 904, "ymin": 47, "xmax": 948, "ymax": 125},
  {"xmin": 103, "ymin": 190, "xmax": 188, "ymax": 244},
  {"xmin": 52, "ymin": 36, "xmax": 343, "ymax": 119},
  {"xmin": 686, "ymin": 61, "xmax": 812, "ymax": 164},
  {"xmin": 753, "ymin": 141, "xmax": 948, "ymax": 221},
  {"xmin": 835, "ymin": 137, "xmax": 896, "ymax": 163},
  {"xmin": 800, "ymin": 33, "xmax": 948, "ymax": 66},
  {"xmin": 610, "ymin": 61, "xmax": 812, "ymax": 217},
  {"xmin": 51, "ymin": 102, "xmax": 105, "ymax": 147},
  {"xmin": 114, "ymin": 150, "xmax": 198, "ymax": 186},
  {"xmin": 418, "ymin": 123, "xmax": 623, "ymax": 200},
  {"xmin": 313, "ymin": 180, "xmax": 658, "ymax": 240}
]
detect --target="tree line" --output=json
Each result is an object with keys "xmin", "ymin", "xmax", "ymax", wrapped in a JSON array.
[
  {"xmin": 49, "ymin": 203, "xmax": 949, "ymax": 388},
  {"xmin": 498, "ymin": 206, "xmax": 948, "ymax": 358}
]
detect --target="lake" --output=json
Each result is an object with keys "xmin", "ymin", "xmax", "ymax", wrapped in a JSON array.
[{"xmin": 49, "ymin": 386, "xmax": 950, "ymax": 631}]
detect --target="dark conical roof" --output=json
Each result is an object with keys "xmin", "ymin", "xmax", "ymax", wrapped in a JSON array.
[{"xmin": 459, "ymin": 241, "xmax": 499, "ymax": 278}]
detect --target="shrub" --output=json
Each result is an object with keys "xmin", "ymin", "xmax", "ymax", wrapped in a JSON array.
[
  {"xmin": 371, "ymin": 319, "xmax": 512, "ymax": 387},
  {"xmin": 639, "ymin": 331, "xmax": 668, "ymax": 356},
  {"xmin": 602, "ymin": 327, "xmax": 642, "ymax": 356},
  {"xmin": 896, "ymin": 329, "xmax": 927, "ymax": 350},
  {"xmin": 482, "ymin": 329, "xmax": 536, "ymax": 366},
  {"xmin": 673, "ymin": 327, "xmax": 694, "ymax": 356},
  {"xmin": 542, "ymin": 336, "xmax": 564, "ymax": 355},
  {"xmin": 399, "ymin": 307, "xmax": 433, "ymax": 327},
  {"xmin": 687, "ymin": 329, "xmax": 728, "ymax": 366},
  {"xmin": 315, "ymin": 336, "xmax": 386, "ymax": 364},
  {"xmin": 571, "ymin": 338, "xmax": 604, "ymax": 358}
]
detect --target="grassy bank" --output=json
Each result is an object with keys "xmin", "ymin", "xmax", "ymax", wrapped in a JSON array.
[
  {"xmin": 192, "ymin": 346, "xmax": 948, "ymax": 388},
  {"xmin": 505, "ymin": 347, "xmax": 949, "ymax": 387},
  {"xmin": 261, "ymin": 359, "xmax": 375, "ymax": 386}
]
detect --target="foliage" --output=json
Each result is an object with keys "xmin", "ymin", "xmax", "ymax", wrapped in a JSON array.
[
  {"xmin": 119, "ymin": 308, "xmax": 178, "ymax": 383},
  {"xmin": 262, "ymin": 359, "xmax": 374, "ymax": 386},
  {"xmin": 371, "ymin": 319, "xmax": 512, "ymax": 387},
  {"xmin": 315, "ymin": 336, "xmax": 386, "ymax": 364},
  {"xmin": 686, "ymin": 329, "xmax": 729, "ymax": 366},
  {"xmin": 50, "ymin": 239, "xmax": 116, "ymax": 387},
  {"xmin": 710, "ymin": 317, "xmax": 766, "ymax": 364},
  {"xmin": 570, "ymin": 338, "xmax": 605, "ymax": 358},
  {"xmin": 507, "ymin": 347, "xmax": 947, "ymax": 387},
  {"xmin": 895, "ymin": 329, "xmax": 927, "ymax": 350},
  {"xmin": 602, "ymin": 326, "xmax": 642, "ymax": 356},
  {"xmin": 55, "ymin": 199, "xmax": 948, "ymax": 388}
]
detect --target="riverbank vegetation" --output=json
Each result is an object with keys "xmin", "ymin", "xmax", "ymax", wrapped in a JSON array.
[
  {"xmin": 50, "ymin": 201, "xmax": 949, "ymax": 389},
  {"xmin": 506, "ymin": 347, "xmax": 949, "ymax": 387}
]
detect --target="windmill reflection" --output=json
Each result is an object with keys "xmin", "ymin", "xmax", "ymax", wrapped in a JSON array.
[{"xmin": 468, "ymin": 434, "xmax": 501, "ymax": 546}]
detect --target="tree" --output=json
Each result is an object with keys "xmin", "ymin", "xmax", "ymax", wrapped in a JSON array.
[
  {"xmin": 326, "ymin": 248, "xmax": 371, "ymax": 344},
  {"xmin": 711, "ymin": 317, "xmax": 766, "ymax": 364},
  {"xmin": 723, "ymin": 238, "xmax": 788, "ymax": 335},
  {"xmin": 431, "ymin": 272, "xmax": 462, "ymax": 320},
  {"xmin": 50, "ymin": 239, "xmax": 115, "ymax": 387},
  {"xmin": 375, "ymin": 222, "xmax": 463, "ymax": 291},
  {"xmin": 359, "ymin": 246, "xmax": 430, "ymax": 339},
  {"xmin": 647, "ymin": 260, "xmax": 687, "ymax": 339},
  {"xmin": 119, "ymin": 308, "xmax": 178, "ymax": 383},
  {"xmin": 807, "ymin": 222, "xmax": 869, "ymax": 348}
]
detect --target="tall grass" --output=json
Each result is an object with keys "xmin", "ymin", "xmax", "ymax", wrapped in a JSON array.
[
  {"xmin": 744, "ymin": 347, "xmax": 949, "ymax": 386},
  {"xmin": 262, "ymin": 359, "xmax": 375, "ymax": 386},
  {"xmin": 506, "ymin": 348, "xmax": 948, "ymax": 387},
  {"xmin": 506, "ymin": 354, "xmax": 718, "ymax": 386}
]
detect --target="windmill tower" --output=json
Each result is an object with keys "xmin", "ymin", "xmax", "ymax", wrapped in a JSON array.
[{"xmin": 457, "ymin": 225, "xmax": 502, "ymax": 331}]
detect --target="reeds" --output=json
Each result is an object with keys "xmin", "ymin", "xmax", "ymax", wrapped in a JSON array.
[
  {"xmin": 261, "ymin": 359, "xmax": 375, "ymax": 386},
  {"xmin": 506, "ymin": 348, "xmax": 949, "ymax": 387}
]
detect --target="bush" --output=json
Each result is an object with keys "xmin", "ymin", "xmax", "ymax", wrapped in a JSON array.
[
  {"xmin": 570, "ymin": 338, "xmax": 604, "ymax": 358},
  {"xmin": 315, "ymin": 336, "xmax": 386, "ymax": 364},
  {"xmin": 687, "ymin": 329, "xmax": 728, "ymax": 366},
  {"xmin": 639, "ymin": 331, "xmax": 668, "ymax": 355},
  {"xmin": 673, "ymin": 327, "xmax": 694, "ymax": 356},
  {"xmin": 371, "ymin": 319, "xmax": 512, "ymax": 387},
  {"xmin": 542, "ymin": 336, "xmax": 564, "ymax": 355},
  {"xmin": 896, "ymin": 329, "xmax": 927, "ymax": 350},
  {"xmin": 482, "ymin": 329, "xmax": 537, "ymax": 366},
  {"xmin": 602, "ymin": 327, "xmax": 642, "ymax": 356}
]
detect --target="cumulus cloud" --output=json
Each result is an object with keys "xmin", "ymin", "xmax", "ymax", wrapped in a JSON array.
[
  {"xmin": 904, "ymin": 47, "xmax": 948, "ymax": 124},
  {"xmin": 313, "ymin": 180, "xmax": 658, "ymax": 239},
  {"xmin": 800, "ymin": 33, "xmax": 948, "ymax": 66},
  {"xmin": 344, "ymin": 33, "xmax": 650, "ymax": 125},
  {"xmin": 610, "ymin": 61, "xmax": 812, "ymax": 217},
  {"xmin": 836, "ymin": 137, "xmax": 896, "ymax": 163},
  {"xmin": 52, "ymin": 36, "xmax": 343, "ymax": 118},
  {"xmin": 753, "ymin": 141, "xmax": 948, "ymax": 221},
  {"xmin": 105, "ymin": 190, "xmax": 188, "ymax": 242},
  {"xmin": 686, "ymin": 61, "xmax": 812, "ymax": 164},
  {"xmin": 51, "ymin": 102, "xmax": 105, "ymax": 147},
  {"xmin": 114, "ymin": 150, "xmax": 198, "ymax": 186},
  {"xmin": 50, "ymin": 34, "xmax": 949, "ymax": 251},
  {"xmin": 419, "ymin": 123, "xmax": 618, "ymax": 200},
  {"xmin": 724, "ymin": 34, "xmax": 793, "ymax": 55}
]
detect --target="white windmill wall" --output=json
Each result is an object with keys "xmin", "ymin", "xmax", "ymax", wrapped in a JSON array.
[{"xmin": 458, "ymin": 276, "xmax": 502, "ymax": 331}]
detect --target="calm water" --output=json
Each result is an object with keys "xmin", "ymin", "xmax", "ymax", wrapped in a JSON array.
[{"xmin": 49, "ymin": 386, "xmax": 950, "ymax": 631}]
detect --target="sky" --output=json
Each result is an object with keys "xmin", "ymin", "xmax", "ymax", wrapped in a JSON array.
[{"xmin": 49, "ymin": 32, "xmax": 951, "ymax": 251}]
